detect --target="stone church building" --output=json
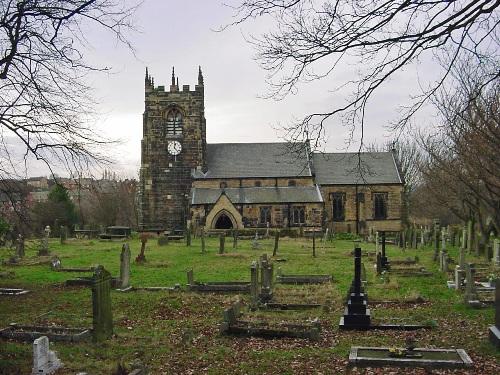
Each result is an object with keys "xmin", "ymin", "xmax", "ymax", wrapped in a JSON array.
[{"xmin": 138, "ymin": 68, "xmax": 404, "ymax": 235}]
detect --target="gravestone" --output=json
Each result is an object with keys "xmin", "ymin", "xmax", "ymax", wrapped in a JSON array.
[
  {"xmin": 233, "ymin": 230, "xmax": 238, "ymax": 249},
  {"xmin": 375, "ymin": 231, "xmax": 379, "ymax": 253},
  {"xmin": 31, "ymin": 336, "xmax": 62, "ymax": 374},
  {"xmin": 493, "ymin": 239, "xmax": 500, "ymax": 267},
  {"xmin": 462, "ymin": 225, "xmax": 467, "ymax": 250},
  {"xmin": 157, "ymin": 236, "xmax": 169, "ymax": 246},
  {"xmin": 16, "ymin": 234, "xmax": 25, "ymax": 258},
  {"xmin": 463, "ymin": 263, "xmax": 479, "ymax": 305},
  {"xmin": 467, "ymin": 220, "xmax": 473, "ymax": 253},
  {"xmin": 219, "ymin": 234, "xmax": 225, "ymax": 254},
  {"xmin": 340, "ymin": 247, "xmax": 371, "ymax": 329},
  {"xmin": 442, "ymin": 252, "xmax": 449, "ymax": 272},
  {"xmin": 39, "ymin": 226, "xmax": 51, "ymax": 256},
  {"xmin": 412, "ymin": 227, "xmax": 417, "ymax": 249},
  {"xmin": 433, "ymin": 219, "xmax": 440, "ymax": 261},
  {"xmin": 50, "ymin": 257, "xmax": 62, "ymax": 271},
  {"xmin": 273, "ymin": 231, "xmax": 279, "ymax": 256},
  {"xmin": 380, "ymin": 231, "xmax": 389, "ymax": 270},
  {"xmin": 91, "ymin": 266, "xmax": 113, "ymax": 342},
  {"xmin": 201, "ymin": 229, "xmax": 206, "ymax": 253},
  {"xmin": 454, "ymin": 248, "xmax": 466, "ymax": 290},
  {"xmin": 136, "ymin": 234, "xmax": 147, "ymax": 263},
  {"xmin": 119, "ymin": 244, "xmax": 131, "ymax": 289},
  {"xmin": 259, "ymin": 255, "xmax": 273, "ymax": 302},
  {"xmin": 187, "ymin": 269, "xmax": 194, "ymax": 287},
  {"xmin": 59, "ymin": 226, "xmax": 67, "ymax": 245},
  {"xmin": 441, "ymin": 228, "xmax": 446, "ymax": 251},
  {"xmin": 251, "ymin": 232, "xmax": 261, "ymax": 250},
  {"xmin": 250, "ymin": 261, "xmax": 259, "ymax": 308},
  {"xmin": 488, "ymin": 279, "xmax": 500, "ymax": 349}
]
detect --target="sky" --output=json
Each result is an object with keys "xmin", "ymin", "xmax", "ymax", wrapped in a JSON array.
[{"xmin": 21, "ymin": 0, "xmax": 439, "ymax": 179}]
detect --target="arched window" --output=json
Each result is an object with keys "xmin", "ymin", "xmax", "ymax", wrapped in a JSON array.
[{"xmin": 166, "ymin": 109, "xmax": 183, "ymax": 136}]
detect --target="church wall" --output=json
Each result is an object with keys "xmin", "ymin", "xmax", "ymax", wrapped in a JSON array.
[
  {"xmin": 320, "ymin": 184, "xmax": 403, "ymax": 234},
  {"xmin": 191, "ymin": 202, "xmax": 323, "ymax": 231}
]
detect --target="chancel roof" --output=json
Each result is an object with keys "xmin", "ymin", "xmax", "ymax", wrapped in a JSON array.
[
  {"xmin": 191, "ymin": 186, "xmax": 323, "ymax": 205},
  {"xmin": 192, "ymin": 142, "xmax": 311, "ymax": 179},
  {"xmin": 312, "ymin": 152, "xmax": 403, "ymax": 185}
]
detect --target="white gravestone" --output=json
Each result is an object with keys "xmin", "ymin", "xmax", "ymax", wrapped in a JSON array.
[{"xmin": 32, "ymin": 336, "xmax": 62, "ymax": 374}]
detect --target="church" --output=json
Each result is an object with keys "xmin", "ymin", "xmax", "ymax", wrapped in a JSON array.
[{"xmin": 138, "ymin": 68, "xmax": 404, "ymax": 235}]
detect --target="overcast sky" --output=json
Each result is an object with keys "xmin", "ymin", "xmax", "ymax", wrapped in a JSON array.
[{"xmin": 22, "ymin": 0, "xmax": 439, "ymax": 178}]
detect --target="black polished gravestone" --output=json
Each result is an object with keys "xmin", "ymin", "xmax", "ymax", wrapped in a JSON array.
[
  {"xmin": 339, "ymin": 247, "xmax": 371, "ymax": 330},
  {"xmin": 489, "ymin": 279, "xmax": 500, "ymax": 349}
]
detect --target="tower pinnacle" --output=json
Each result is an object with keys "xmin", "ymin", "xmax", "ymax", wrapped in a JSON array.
[
  {"xmin": 198, "ymin": 66, "xmax": 204, "ymax": 86},
  {"xmin": 171, "ymin": 67, "xmax": 175, "ymax": 86}
]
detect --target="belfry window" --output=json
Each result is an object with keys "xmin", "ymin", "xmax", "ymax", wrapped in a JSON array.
[{"xmin": 166, "ymin": 109, "xmax": 183, "ymax": 136}]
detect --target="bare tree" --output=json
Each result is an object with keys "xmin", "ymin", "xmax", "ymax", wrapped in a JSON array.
[
  {"xmin": 0, "ymin": 0, "xmax": 138, "ymax": 181},
  {"xmin": 225, "ymin": 1, "xmax": 499, "ymax": 148},
  {"xmin": 417, "ymin": 57, "xmax": 499, "ymax": 232}
]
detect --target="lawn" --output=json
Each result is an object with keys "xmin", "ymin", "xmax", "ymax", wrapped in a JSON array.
[{"xmin": 0, "ymin": 235, "xmax": 499, "ymax": 374}]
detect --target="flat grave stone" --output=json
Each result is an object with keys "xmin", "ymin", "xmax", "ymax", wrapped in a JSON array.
[
  {"xmin": 349, "ymin": 346, "xmax": 473, "ymax": 369},
  {"xmin": 0, "ymin": 288, "xmax": 30, "ymax": 296},
  {"xmin": 0, "ymin": 323, "xmax": 91, "ymax": 342}
]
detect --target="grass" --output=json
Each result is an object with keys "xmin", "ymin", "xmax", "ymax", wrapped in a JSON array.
[{"xmin": 0, "ymin": 235, "xmax": 499, "ymax": 374}]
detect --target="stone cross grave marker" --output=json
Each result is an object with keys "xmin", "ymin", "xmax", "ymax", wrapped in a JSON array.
[
  {"xmin": 119, "ymin": 244, "xmax": 131, "ymax": 289},
  {"xmin": 91, "ymin": 265, "xmax": 113, "ymax": 342},
  {"xmin": 32, "ymin": 336, "xmax": 62, "ymax": 374}
]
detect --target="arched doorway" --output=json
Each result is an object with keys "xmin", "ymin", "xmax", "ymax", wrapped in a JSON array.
[{"xmin": 214, "ymin": 212, "xmax": 234, "ymax": 229}]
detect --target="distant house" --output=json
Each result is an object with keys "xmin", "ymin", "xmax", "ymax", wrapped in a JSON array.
[{"xmin": 138, "ymin": 67, "xmax": 404, "ymax": 234}]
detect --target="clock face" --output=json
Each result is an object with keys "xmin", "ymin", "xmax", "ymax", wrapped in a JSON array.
[{"xmin": 167, "ymin": 141, "xmax": 182, "ymax": 156}]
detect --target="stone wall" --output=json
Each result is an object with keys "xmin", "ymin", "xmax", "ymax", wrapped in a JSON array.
[
  {"xmin": 191, "ymin": 202, "xmax": 323, "ymax": 230},
  {"xmin": 319, "ymin": 184, "xmax": 403, "ymax": 234}
]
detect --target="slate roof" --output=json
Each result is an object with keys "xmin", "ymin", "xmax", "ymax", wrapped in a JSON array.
[
  {"xmin": 191, "ymin": 186, "xmax": 323, "ymax": 205},
  {"xmin": 192, "ymin": 142, "xmax": 311, "ymax": 179},
  {"xmin": 312, "ymin": 152, "xmax": 403, "ymax": 185}
]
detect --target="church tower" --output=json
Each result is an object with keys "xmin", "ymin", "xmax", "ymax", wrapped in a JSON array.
[{"xmin": 139, "ymin": 67, "xmax": 206, "ymax": 232}]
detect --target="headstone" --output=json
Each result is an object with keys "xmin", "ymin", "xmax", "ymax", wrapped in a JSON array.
[
  {"xmin": 493, "ymin": 239, "xmax": 500, "ymax": 267},
  {"xmin": 420, "ymin": 227, "xmax": 424, "ymax": 248},
  {"xmin": 250, "ymin": 261, "xmax": 259, "ymax": 308},
  {"xmin": 464, "ymin": 263, "xmax": 479, "ymax": 304},
  {"xmin": 39, "ymin": 226, "xmax": 51, "ymax": 256},
  {"xmin": 441, "ymin": 228, "xmax": 446, "ymax": 251},
  {"xmin": 157, "ymin": 236, "xmax": 169, "ymax": 246},
  {"xmin": 433, "ymin": 219, "xmax": 440, "ymax": 261},
  {"xmin": 219, "ymin": 234, "xmax": 225, "ymax": 254},
  {"xmin": 59, "ymin": 226, "xmax": 67, "ymax": 245},
  {"xmin": 187, "ymin": 269, "xmax": 194, "ymax": 287},
  {"xmin": 454, "ymin": 265, "xmax": 465, "ymax": 290},
  {"xmin": 340, "ymin": 247, "xmax": 371, "ymax": 329},
  {"xmin": 251, "ymin": 233, "xmax": 261, "ymax": 250},
  {"xmin": 462, "ymin": 225, "xmax": 467, "ymax": 249},
  {"xmin": 32, "ymin": 336, "xmax": 62, "ymax": 374},
  {"xmin": 201, "ymin": 228, "xmax": 206, "ymax": 253},
  {"xmin": 16, "ymin": 234, "xmax": 25, "ymax": 258},
  {"xmin": 488, "ymin": 279, "xmax": 500, "ymax": 348},
  {"xmin": 467, "ymin": 220, "xmax": 473, "ymax": 254},
  {"xmin": 376, "ymin": 253, "xmax": 382, "ymax": 275},
  {"xmin": 50, "ymin": 256, "xmax": 62, "ymax": 271},
  {"xmin": 412, "ymin": 227, "xmax": 417, "ymax": 249},
  {"xmin": 91, "ymin": 265, "xmax": 113, "ymax": 342},
  {"xmin": 233, "ymin": 229, "xmax": 238, "ymax": 249},
  {"xmin": 459, "ymin": 247, "xmax": 466, "ymax": 268},
  {"xmin": 259, "ymin": 254, "xmax": 273, "ymax": 302},
  {"xmin": 272, "ymin": 231, "xmax": 280, "ymax": 256},
  {"xmin": 443, "ymin": 252, "xmax": 449, "ymax": 272},
  {"xmin": 380, "ymin": 231, "xmax": 389, "ymax": 269},
  {"xmin": 136, "ymin": 234, "xmax": 147, "ymax": 263},
  {"xmin": 375, "ymin": 231, "xmax": 379, "ymax": 253},
  {"xmin": 186, "ymin": 227, "xmax": 191, "ymax": 247},
  {"xmin": 119, "ymin": 244, "xmax": 131, "ymax": 289}
]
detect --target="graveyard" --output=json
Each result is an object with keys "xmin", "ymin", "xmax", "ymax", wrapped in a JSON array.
[{"xmin": 1, "ymin": 233, "xmax": 499, "ymax": 374}]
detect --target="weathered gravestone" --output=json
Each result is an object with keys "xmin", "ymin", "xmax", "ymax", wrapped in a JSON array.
[
  {"xmin": 340, "ymin": 247, "xmax": 371, "ymax": 330},
  {"xmin": 233, "ymin": 229, "xmax": 238, "ymax": 249},
  {"xmin": 251, "ymin": 232, "xmax": 261, "ymax": 250},
  {"xmin": 454, "ymin": 248, "xmax": 466, "ymax": 290},
  {"xmin": 50, "ymin": 257, "xmax": 62, "ymax": 271},
  {"xmin": 463, "ymin": 263, "xmax": 480, "ymax": 307},
  {"xmin": 201, "ymin": 228, "xmax": 206, "ymax": 254},
  {"xmin": 59, "ymin": 226, "xmax": 67, "ymax": 245},
  {"xmin": 119, "ymin": 244, "xmax": 131, "ymax": 290},
  {"xmin": 489, "ymin": 279, "xmax": 500, "ymax": 349},
  {"xmin": 433, "ymin": 220, "xmax": 440, "ymax": 261},
  {"xmin": 16, "ymin": 234, "xmax": 25, "ymax": 258},
  {"xmin": 38, "ymin": 226, "xmax": 51, "ymax": 256},
  {"xmin": 259, "ymin": 254, "xmax": 273, "ymax": 302},
  {"xmin": 250, "ymin": 261, "xmax": 260, "ymax": 308},
  {"xmin": 272, "ymin": 230, "xmax": 279, "ymax": 256},
  {"xmin": 31, "ymin": 336, "xmax": 62, "ymax": 374},
  {"xmin": 91, "ymin": 266, "xmax": 113, "ymax": 342},
  {"xmin": 219, "ymin": 234, "xmax": 225, "ymax": 254},
  {"xmin": 493, "ymin": 239, "xmax": 500, "ymax": 267}
]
